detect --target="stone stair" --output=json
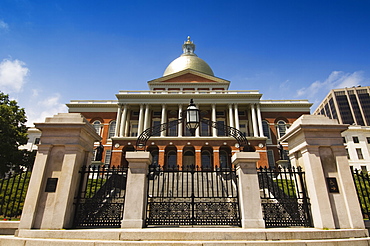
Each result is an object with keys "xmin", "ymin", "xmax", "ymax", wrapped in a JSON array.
[{"xmin": 0, "ymin": 228, "xmax": 369, "ymax": 245}]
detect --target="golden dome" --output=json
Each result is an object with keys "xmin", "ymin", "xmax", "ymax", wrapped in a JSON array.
[{"xmin": 163, "ymin": 37, "xmax": 214, "ymax": 76}]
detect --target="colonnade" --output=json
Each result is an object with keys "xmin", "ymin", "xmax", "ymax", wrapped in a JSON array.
[{"xmin": 114, "ymin": 103, "xmax": 265, "ymax": 138}]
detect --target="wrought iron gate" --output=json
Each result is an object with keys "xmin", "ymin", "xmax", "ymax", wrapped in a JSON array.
[
  {"xmin": 352, "ymin": 169, "xmax": 370, "ymax": 219},
  {"xmin": 258, "ymin": 166, "xmax": 312, "ymax": 228},
  {"xmin": 146, "ymin": 165, "xmax": 241, "ymax": 226},
  {"xmin": 73, "ymin": 165, "xmax": 127, "ymax": 228}
]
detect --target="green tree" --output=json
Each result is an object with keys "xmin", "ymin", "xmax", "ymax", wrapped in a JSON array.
[{"xmin": 0, "ymin": 92, "xmax": 29, "ymax": 176}]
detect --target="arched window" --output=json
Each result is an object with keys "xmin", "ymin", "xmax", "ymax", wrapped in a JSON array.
[
  {"xmin": 277, "ymin": 120, "xmax": 287, "ymax": 138},
  {"xmin": 108, "ymin": 120, "xmax": 116, "ymax": 138},
  {"xmin": 166, "ymin": 150, "xmax": 177, "ymax": 170},
  {"xmin": 219, "ymin": 146, "xmax": 231, "ymax": 169},
  {"xmin": 93, "ymin": 121, "xmax": 102, "ymax": 135},
  {"xmin": 148, "ymin": 146, "xmax": 159, "ymax": 168},
  {"xmin": 183, "ymin": 147, "xmax": 195, "ymax": 170},
  {"xmin": 201, "ymin": 149, "xmax": 212, "ymax": 170},
  {"xmin": 120, "ymin": 145, "xmax": 135, "ymax": 168},
  {"xmin": 262, "ymin": 120, "xmax": 271, "ymax": 139}
]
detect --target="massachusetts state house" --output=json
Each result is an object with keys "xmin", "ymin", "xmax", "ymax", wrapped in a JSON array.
[{"xmin": 67, "ymin": 37, "xmax": 312, "ymax": 169}]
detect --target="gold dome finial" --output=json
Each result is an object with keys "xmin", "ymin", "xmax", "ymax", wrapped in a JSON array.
[{"xmin": 182, "ymin": 36, "xmax": 195, "ymax": 54}]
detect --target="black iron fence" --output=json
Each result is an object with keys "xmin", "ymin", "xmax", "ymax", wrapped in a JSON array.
[
  {"xmin": 146, "ymin": 165, "xmax": 241, "ymax": 227},
  {"xmin": 257, "ymin": 166, "xmax": 312, "ymax": 228},
  {"xmin": 352, "ymin": 169, "xmax": 370, "ymax": 219},
  {"xmin": 73, "ymin": 165, "xmax": 128, "ymax": 228},
  {"xmin": 0, "ymin": 166, "xmax": 33, "ymax": 220}
]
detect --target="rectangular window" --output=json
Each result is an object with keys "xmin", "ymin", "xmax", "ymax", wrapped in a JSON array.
[
  {"xmin": 356, "ymin": 148, "xmax": 364, "ymax": 160},
  {"xmin": 168, "ymin": 118, "xmax": 177, "ymax": 136},
  {"xmin": 367, "ymin": 137, "xmax": 370, "ymax": 144},
  {"xmin": 361, "ymin": 166, "xmax": 367, "ymax": 172},
  {"xmin": 216, "ymin": 111, "xmax": 225, "ymax": 117},
  {"xmin": 239, "ymin": 120, "xmax": 248, "ymax": 137},
  {"xmin": 34, "ymin": 138, "xmax": 40, "ymax": 144},
  {"xmin": 267, "ymin": 150, "xmax": 275, "ymax": 168},
  {"xmin": 200, "ymin": 121, "xmax": 210, "ymax": 136},
  {"xmin": 152, "ymin": 121, "xmax": 161, "ymax": 136},
  {"xmin": 217, "ymin": 121, "xmax": 226, "ymax": 136},
  {"xmin": 104, "ymin": 150, "xmax": 111, "ymax": 166},
  {"xmin": 346, "ymin": 149, "xmax": 350, "ymax": 159},
  {"xmin": 353, "ymin": 136, "xmax": 359, "ymax": 143},
  {"xmin": 130, "ymin": 123, "xmax": 138, "ymax": 137},
  {"xmin": 342, "ymin": 137, "xmax": 346, "ymax": 143}
]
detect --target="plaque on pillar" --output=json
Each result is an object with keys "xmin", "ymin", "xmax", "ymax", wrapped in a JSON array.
[{"xmin": 327, "ymin": 177, "xmax": 340, "ymax": 193}]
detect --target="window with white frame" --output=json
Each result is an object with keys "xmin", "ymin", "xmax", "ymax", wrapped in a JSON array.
[
  {"xmin": 262, "ymin": 121, "xmax": 271, "ymax": 139},
  {"xmin": 277, "ymin": 120, "xmax": 287, "ymax": 138},
  {"xmin": 108, "ymin": 121, "xmax": 116, "ymax": 138},
  {"xmin": 239, "ymin": 120, "xmax": 248, "ymax": 136},
  {"xmin": 201, "ymin": 150, "xmax": 212, "ymax": 170},
  {"xmin": 130, "ymin": 122, "xmax": 138, "ymax": 137},
  {"xmin": 356, "ymin": 148, "xmax": 364, "ymax": 160},
  {"xmin": 104, "ymin": 150, "xmax": 111, "ymax": 166},
  {"xmin": 93, "ymin": 121, "xmax": 102, "ymax": 135}
]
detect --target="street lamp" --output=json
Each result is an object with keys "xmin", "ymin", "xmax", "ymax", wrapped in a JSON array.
[{"xmin": 186, "ymin": 99, "xmax": 199, "ymax": 136}]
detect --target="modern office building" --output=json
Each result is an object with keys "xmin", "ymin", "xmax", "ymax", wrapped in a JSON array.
[
  {"xmin": 67, "ymin": 37, "xmax": 312, "ymax": 169},
  {"xmin": 313, "ymin": 86, "xmax": 370, "ymax": 126},
  {"xmin": 314, "ymin": 86, "xmax": 370, "ymax": 170}
]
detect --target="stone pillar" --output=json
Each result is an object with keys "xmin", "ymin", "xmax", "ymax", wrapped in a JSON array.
[
  {"xmin": 280, "ymin": 115, "xmax": 365, "ymax": 229},
  {"xmin": 121, "ymin": 152, "xmax": 152, "ymax": 228},
  {"xmin": 19, "ymin": 113, "xmax": 100, "ymax": 230},
  {"xmin": 232, "ymin": 152, "xmax": 265, "ymax": 228}
]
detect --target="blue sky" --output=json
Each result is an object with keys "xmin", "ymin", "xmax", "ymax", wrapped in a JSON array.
[{"xmin": 0, "ymin": 0, "xmax": 369, "ymax": 126}]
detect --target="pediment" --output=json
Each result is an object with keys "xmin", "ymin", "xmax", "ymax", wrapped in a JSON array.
[{"xmin": 148, "ymin": 69, "xmax": 230, "ymax": 84}]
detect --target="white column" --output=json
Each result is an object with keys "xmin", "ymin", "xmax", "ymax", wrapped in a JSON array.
[
  {"xmin": 114, "ymin": 104, "xmax": 122, "ymax": 137},
  {"xmin": 178, "ymin": 104, "xmax": 183, "ymax": 137},
  {"xmin": 234, "ymin": 104, "xmax": 240, "ymax": 130},
  {"xmin": 228, "ymin": 104, "xmax": 234, "ymax": 128},
  {"xmin": 256, "ymin": 103, "xmax": 264, "ymax": 137},
  {"xmin": 143, "ymin": 104, "xmax": 150, "ymax": 131},
  {"xmin": 138, "ymin": 104, "xmax": 145, "ymax": 135},
  {"xmin": 120, "ymin": 104, "xmax": 128, "ymax": 137},
  {"xmin": 160, "ymin": 104, "xmax": 167, "ymax": 137},
  {"xmin": 212, "ymin": 104, "xmax": 217, "ymax": 137},
  {"xmin": 195, "ymin": 103, "xmax": 200, "ymax": 137},
  {"xmin": 124, "ymin": 107, "xmax": 131, "ymax": 137},
  {"xmin": 251, "ymin": 104, "xmax": 258, "ymax": 137}
]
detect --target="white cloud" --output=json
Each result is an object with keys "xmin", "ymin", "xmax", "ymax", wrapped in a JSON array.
[
  {"xmin": 296, "ymin": 70, "xmax": 369, "ymax": 111},
  {"xmin": 26, "ymin": 93, "xmax": 68, "ymax": 126},
  {"xmin": 0, "ymin": 59, "xmax": 29, "ymax": 93},
  {"xmin": 0, "ymin": 20, "xmax": 9, "ymax": 30},
  {"xmin": 296, "ymin": 71, "xmax": 366, "ymax": 99}
]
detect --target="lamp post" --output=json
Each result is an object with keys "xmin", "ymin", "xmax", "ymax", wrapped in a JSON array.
[{"xmin": 186, "ymin": 99, "xmax": 200, "ymax": 136}]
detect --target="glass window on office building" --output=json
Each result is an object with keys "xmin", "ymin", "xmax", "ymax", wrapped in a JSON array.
[
  {"xmin": 353, "ymin": 136, "xmax": 359, "ymax": 143},
  {"xmin": 356, "ymin": 148, "xmax": 364, "ymax": 160}
]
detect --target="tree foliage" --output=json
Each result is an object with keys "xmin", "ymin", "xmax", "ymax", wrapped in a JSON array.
[{"xmin": 0, "ymin": 92, "xmax": 30, "ymax": 175}]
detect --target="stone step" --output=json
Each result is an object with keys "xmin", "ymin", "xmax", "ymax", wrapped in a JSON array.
[
  {"xmin": 1, "ymin": 236, "xmax": 370, "ymax": 246},
  {"xmin": 5, "ymin": 228, "xmax": 368, "ymax": 246}
]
